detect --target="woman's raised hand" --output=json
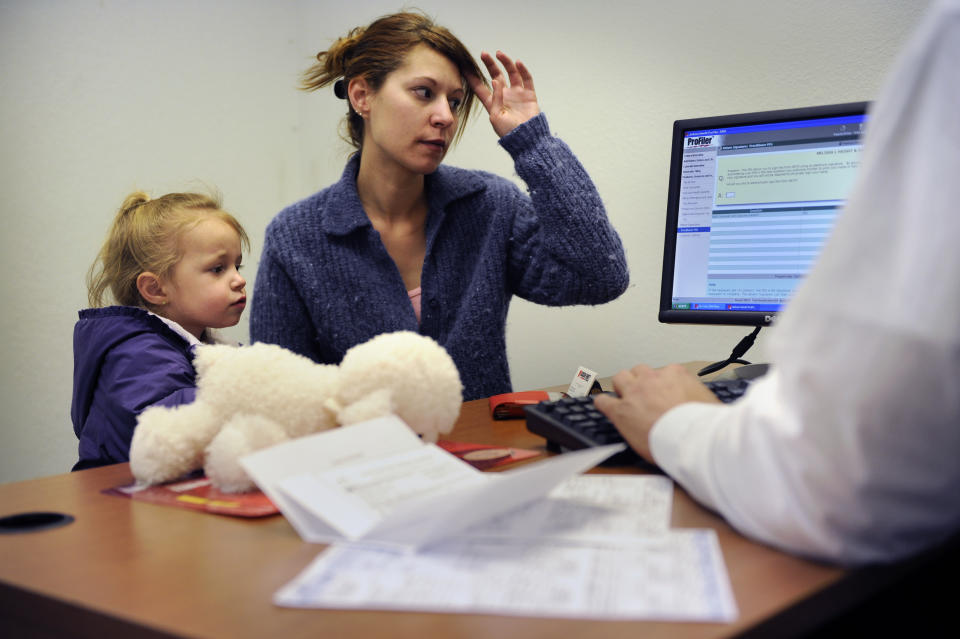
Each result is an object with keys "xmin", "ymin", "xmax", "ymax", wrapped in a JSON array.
[{"xmin": 468, "ymin": 50, "xmax": 541, "ymax": 138}]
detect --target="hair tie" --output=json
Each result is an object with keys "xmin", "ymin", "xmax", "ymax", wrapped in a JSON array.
[{"xmin": 333, "ymin": 79, "xmax": 347, "ymax": 99}]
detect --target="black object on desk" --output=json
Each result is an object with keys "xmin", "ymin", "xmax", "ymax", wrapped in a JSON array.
[
  {"xmin": 524, "ymin": 379, "xmax": 753, "ymax": 468},
  {"xmin": 0, "ymin": 512, "xmax": 75, "ymax": 534}
]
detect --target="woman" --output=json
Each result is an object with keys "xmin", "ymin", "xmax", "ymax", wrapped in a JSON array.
[{"xmin": 251, "ymin": 11, "xmax": 628, "ymax": 401}]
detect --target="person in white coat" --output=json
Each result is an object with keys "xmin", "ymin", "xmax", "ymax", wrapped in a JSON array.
[{"xmin": 596, "ymin": 0, "xmax": 960, "ymax": 566}]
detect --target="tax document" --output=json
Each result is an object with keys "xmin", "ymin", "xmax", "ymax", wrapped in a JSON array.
[
  {"xmin": 461, "ymin": 474, "xmax": 675, "ymax": 541},
  {"xmin": 274, "ymin": 530, "xmax": 737, "ymax": 622},
  {"xmin": 240, "ymin": 415, "xmax": 624, "ymax": 547}
]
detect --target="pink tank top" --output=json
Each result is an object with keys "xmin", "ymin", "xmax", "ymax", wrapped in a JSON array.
[{"xmin": 408, "ymin": 287, "xmax": 422, "ymax": 323}]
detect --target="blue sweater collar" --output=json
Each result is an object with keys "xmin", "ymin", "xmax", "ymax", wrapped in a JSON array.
[{"xmin": 320, "ymin": 154, "xmax": 487, "ymax": 236}]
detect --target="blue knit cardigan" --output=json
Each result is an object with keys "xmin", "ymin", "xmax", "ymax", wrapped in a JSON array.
[{"xmin": 250, "ymin": 114, "xmax": 628, "ymax": 400}]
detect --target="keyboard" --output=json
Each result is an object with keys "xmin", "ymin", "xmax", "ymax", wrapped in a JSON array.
[{"xmin": 523, "ymin": 379, "xmax": 753, "ymax": 468}]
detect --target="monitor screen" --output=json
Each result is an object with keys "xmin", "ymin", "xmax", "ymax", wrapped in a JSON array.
[{"xmin": 658, "ymin": 102, "xmax": 869, "ymax": 327}]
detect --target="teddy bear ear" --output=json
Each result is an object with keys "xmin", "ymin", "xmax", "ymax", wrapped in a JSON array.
[{"xmin": 193, "ymin": 344, "xmax": 238, "ymax": 377}]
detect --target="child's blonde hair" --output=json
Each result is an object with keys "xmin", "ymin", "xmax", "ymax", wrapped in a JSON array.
[{"xmin": 87, "ymin": 190, "xmax": 250, "ymax": 308}]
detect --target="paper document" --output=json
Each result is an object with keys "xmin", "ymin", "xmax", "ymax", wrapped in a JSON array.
[
  {"xmin": 271, "ymin": 461, "xmax": 739, "ymax": 622},
  {"xmin": 274, "ymin": 530, "xmax": 738, "ymax": 622},
  {"xmin": 240, "ymin": 415, "xmax": 624, "ymax": 547},
  {"xmin": 461, "ymin": 474, "xmax": 674, "ymax": 541}
]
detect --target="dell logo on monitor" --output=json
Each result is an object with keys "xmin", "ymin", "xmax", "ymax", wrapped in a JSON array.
[{"xmin": 764, "ymin": 315, "xmax": 777, "ymax": 324}]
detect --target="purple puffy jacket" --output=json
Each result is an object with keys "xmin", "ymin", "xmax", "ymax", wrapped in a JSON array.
[{"xmin": 70, "ymin": 306, "xmax": 197, "ymax": 470}]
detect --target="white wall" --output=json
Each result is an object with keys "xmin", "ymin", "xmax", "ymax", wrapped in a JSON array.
[{"xmin": 0, "ymin": 0, "xmax": 929, "ymax": 484}]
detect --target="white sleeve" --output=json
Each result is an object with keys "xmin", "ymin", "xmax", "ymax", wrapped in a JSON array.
[
  {"xmin": 651, "ymin": 329, "xmax": 960, "ymax": 565},
  {"xmin": 651, "ymin": 0, "xmax": 960, "ymax": 566}
]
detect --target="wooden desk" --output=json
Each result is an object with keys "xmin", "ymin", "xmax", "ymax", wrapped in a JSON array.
[{"xmin": 0, "ymin": 398, "xmax": 846, "ymax": 639}]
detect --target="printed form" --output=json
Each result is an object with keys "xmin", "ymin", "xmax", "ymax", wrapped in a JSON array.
[
  {"xmin": 275, "ymin": 474, "xmax": 736, "ymax": 622},
  {"xmin": 240, "ymin": 416, "xmax": 625, "ymax": 547},
  {"xmin": 241, "ymin": 416, "xmax": 738, "ymax": 622}
]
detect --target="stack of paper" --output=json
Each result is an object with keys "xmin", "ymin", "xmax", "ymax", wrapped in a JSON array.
[
  {"xmin": 241, "ymin": 416, "xmax": 624, "ymax": 548},
  {"xmin": 241, "ymin": 416, "xmax": 738, "ymax": 622}
]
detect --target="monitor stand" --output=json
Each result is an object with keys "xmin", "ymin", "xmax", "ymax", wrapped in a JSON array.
[
  {"xmin": 733, "ymin": 363, "xmax": 770, "ymax": 380},
  {"xmin": 697, "ymin": 326, "xmax": 764, "ymax": 377}
]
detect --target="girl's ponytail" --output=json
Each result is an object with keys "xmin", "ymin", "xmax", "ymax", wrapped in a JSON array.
[{"xmin": 118, "ymin": 191, "xmax": 150, "ymax": 216}]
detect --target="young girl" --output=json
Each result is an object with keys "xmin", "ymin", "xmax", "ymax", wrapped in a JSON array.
[{"xmin": 71, "ymin": 191, "xmax": 249, "ymax": 471}]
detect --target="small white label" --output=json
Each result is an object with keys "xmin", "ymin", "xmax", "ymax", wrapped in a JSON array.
[{"xmin": 566, "ymin": 366, "xmax": 598, "ymax": 397}]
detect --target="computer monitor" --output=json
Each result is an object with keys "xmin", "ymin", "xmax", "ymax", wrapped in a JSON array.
[{"xmin": 659, "ymin": 102, "xmax": 869, "ymax": 328}]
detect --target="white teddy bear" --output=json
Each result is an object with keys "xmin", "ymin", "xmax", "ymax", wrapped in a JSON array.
[{"xmin": 129, "ymin": 331, "xmax": 463, "ymax": 492}]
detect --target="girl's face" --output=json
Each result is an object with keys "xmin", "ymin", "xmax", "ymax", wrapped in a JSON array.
[
  {"xmin": 159, "ymin": 216, "xmax": 246, "ymax": 340},
  {"xmin": 359, "ymin": 43, "xmax": 465, "ymax": 177}
]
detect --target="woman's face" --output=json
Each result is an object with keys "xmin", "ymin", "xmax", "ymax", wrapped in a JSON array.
[{"xmin": 358, "ymin": 43, "xmax": 465, "ymax": 176}]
